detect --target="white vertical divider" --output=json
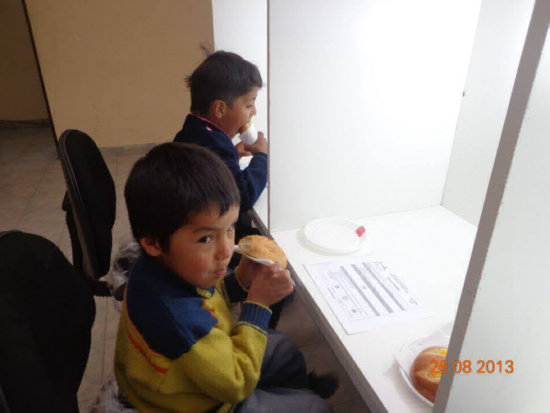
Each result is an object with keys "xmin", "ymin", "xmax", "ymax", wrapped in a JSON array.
[
  {"xmin": 442, "ymin": 0, "xmax": 535, "ymax": 226},
  {"xmin": 436, "ymin": 2, "xmax": 550, "ymax": 411},
  {"xmin": 268, "ymin": 0, "xmax": 481, "ymax": 232}
]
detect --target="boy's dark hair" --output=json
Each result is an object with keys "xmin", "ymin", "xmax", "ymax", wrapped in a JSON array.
[
  {"xmin": 186, "ymin": 50, "xmax": 263, "ymax": 115},
  {"xmin": 125, "ymin": 143, "xmax": 240, "ymax": 252}
]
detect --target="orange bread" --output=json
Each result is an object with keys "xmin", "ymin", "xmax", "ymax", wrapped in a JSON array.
[
  {"xmin": 238, "ymin": 235, "xmax": 287, "ymax": 269},
  {"xmin": 410, "ymin": 346, "xmax": 447, "ymax": 402},
  {"xmin": 239, "ymin": 122, "xmax": 251, "ymax": 134}
]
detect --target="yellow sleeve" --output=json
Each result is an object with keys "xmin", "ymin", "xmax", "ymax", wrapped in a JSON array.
[{"xmin": 164, "ymin": 301, "xmax": 271, "ymax": 404}]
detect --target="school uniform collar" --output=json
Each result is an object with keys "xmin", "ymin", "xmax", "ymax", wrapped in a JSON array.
[
  {"xmin": 189, "ymin": 113, "xmax": 232, "ymax": 141},
  {"xmin": 195, "ymin": 286, "xmax": 215, "ymax": 298}
]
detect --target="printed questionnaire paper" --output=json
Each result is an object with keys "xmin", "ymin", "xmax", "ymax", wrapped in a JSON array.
[{"xmin": 304, "ymin": 255, "xmax": 433, "ymax": 334}]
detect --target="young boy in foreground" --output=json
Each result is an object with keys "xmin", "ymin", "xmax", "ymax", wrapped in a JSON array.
[{"xmin": 114, "ymin": 143, "xmax": 333, "ymax": 412}]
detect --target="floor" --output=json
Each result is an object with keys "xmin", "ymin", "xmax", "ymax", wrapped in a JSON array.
[{"xmin": 0, "ymin": 125, "xmax": 369, "ymax": 413}]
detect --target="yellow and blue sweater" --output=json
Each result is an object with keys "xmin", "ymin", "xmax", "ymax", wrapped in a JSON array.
[{"xmin": 114, "ymin": 255, "xmax": 272, "ymax": 413}]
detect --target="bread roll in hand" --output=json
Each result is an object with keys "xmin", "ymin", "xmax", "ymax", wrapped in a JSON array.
[
  {"xmin": 239, "ymin": 122, "xmax": 251, "ymax": 134},
  {"xmin": 238, "ymin": 235, "xmax": 287, "ymax": 269},
  {"xmin": 410, "ymin": 346, "xmax": 447, "ymax": 403}
]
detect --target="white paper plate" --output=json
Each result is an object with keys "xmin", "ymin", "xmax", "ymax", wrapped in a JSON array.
[
  {"xmin": 394, "ymin": 335, "xmax": 450, "ymax": 407},
  {"xmin": 304, "ymin": 217, "xmax": 366, "ymax": 253}
]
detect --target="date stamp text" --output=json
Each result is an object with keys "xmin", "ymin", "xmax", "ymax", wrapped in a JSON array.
[{"xmin": 429, "ymin": 359, "xmax": 514, "ymax": 374}]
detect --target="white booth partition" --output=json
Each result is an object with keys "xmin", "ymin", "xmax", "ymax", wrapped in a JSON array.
[
  {"xmin": 265, "ymin": 1, "xmax": 486, "ymax": 411},
  {"xmin": 440, "ymin": 2, "xmax": 550, "ymax": 410},
  {"xmin": 442, "ymin": 0, "xmax": 536, "ymax": 225},
  {"xmin": 264, "ymin": 0, "xmax": 545, "ymax": 412},
  {"xmin": 268, "ymin": 0, "xmax": 481, "ymax": 232},
  {"xmin": 211, "ymin": 0, "xmax": 547, "ymax": 411}
]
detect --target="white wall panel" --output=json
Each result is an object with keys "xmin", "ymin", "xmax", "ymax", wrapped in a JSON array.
[
  {"xmin": 439, "ymin": 4, "xmax": 550, "ymax": 410},
  {"xmin": 442, "ymin": 0, "xmax": 535, "ymax": 225},
  {"xmin": 269, "ymin": 0, "xmax": 480, "ymax": 231}
]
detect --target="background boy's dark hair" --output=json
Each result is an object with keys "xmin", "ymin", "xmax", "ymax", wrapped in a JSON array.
[
  {"xmin": 186, "ymin": 50, "xmax": 263, "ymax": 115},
  {"xmin": 125, "ymin": 143, "xmax": 240, "ymax": 252}
]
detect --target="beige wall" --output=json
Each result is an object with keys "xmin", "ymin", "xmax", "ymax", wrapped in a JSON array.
[
  {"xmin": 0, "ymin": 0, "xmax": 48, "ymax": 120},
  {"xmin": 25, "ymin": 0, "xmax": 213, "ymax": 146}
]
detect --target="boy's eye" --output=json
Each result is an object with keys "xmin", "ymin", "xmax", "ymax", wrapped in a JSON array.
[
  {"xmin": 228, "ymin": 223, "xmax": 236, "ymax": 233},
  {"xmin": 198, "ymin": 235, "xmax": 212, "ymax": 243}
]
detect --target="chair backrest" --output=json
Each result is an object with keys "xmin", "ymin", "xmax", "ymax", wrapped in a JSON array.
[
  {"xmin": 0, "ymin": 231, "xmax": 95, "ymax": 413},
  {"xmin": 0, "ymin": 382, "xmax": 11, "ymax": 413},
  {"xmin": 58, "ymin": 129, "xmax": 116, "ymax": 282}
]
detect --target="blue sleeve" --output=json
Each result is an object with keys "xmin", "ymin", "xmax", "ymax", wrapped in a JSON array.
[
  {"xmin": 226, "ymin": 153, "xmax": 268, "ymax": 211},
  {"xmin": 174, "ymin": 117, "xmax": 267, "ymax": 211}
]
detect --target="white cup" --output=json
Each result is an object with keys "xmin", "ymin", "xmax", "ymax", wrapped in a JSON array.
[{"xmin": 239, "ymin": 123, "xmax": 258, "ymax": 145}]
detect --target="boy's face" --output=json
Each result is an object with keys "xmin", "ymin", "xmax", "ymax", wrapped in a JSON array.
[
  {"xmin": 215, "ymin": 87, "xmax": 259, "ymax": 138},
  {"xmin": 143, "ymin": 204, "xmax": 239, "ymax": 289}
]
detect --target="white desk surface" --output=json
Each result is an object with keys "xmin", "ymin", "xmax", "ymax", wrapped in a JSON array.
[{"xmin": 268, "ymin": 206, "xmax": 476, "ymax": 412}]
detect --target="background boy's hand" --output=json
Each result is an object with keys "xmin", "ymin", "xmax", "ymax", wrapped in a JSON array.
[
  {"xmin": 244, "ymin": 131, "xmax": 268, "ymax": 155},
  {"xmin": 235, "ymin": 141, "xmax": 252, "ymax": 159},
  {"xmin": 247, "ymin": 263, "xmax": 294, "ymax": 307}
]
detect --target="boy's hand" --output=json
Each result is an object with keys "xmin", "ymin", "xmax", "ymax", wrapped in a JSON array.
[
  {"xmin": 235, "ymin": 255, "xmax": 262, "ymax": 289},
  {"xmin": 235, "ymin": 141, "xmax": 252, "ymax": 159},
  {"xmin": 244, "ymin": 131, "xmax": 268, "ymax": 155},
  {"xmin": 247, "ymin": 263, "xmax": 294, "ymax": 307}
]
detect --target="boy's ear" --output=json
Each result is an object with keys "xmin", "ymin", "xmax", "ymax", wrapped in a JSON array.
[
  {"xmin": 138, "ymin": 237, "xmax": 163, "ymax": 257},
  {"xmin": 211, "ymin": 99, "xmax": 227, "ymax": 119}
]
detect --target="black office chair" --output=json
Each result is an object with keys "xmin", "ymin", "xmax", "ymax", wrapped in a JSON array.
[
  {"xmin": 58, "ymin": 129, "xmax": 116, "ymax": 296},
  {"xmin": 0, "ymin": 231, "xmax": 95, "ymax": 413},
  {"xmin": 0, "ymin": 382, "xmax": 11, "ymax": 413}
]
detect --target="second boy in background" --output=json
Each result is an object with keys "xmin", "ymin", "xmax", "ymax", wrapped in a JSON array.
[{"xmin": 174, "ymin": 50, "xmax": 267, "ymax": 238}]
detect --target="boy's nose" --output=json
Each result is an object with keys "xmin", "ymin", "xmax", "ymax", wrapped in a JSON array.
[
  {"xmin": 216, "ymin": 237, "xmax": 233, "ymax": 260},
  {"xmin": 251, "ymin": 105, "xmax": 257, "ymax": 117}
]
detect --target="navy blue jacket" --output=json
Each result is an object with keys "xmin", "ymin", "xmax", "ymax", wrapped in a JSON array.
[{"xmin": 174, "ymin": 114, "xmax": 268, "ymax": 211}]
